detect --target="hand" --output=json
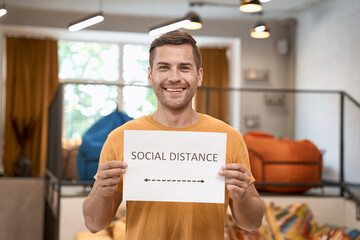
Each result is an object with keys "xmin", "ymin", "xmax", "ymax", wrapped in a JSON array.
[
  {"xmin": 95, "ymin": 161, "xmax": 128, "ymax": 197},
  {"xmin": 218, "ymin": 163, "xmax": 251, "ymax": 200}
]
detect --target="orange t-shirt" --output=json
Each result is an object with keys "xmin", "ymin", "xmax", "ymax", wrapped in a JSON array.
[{"xmin": 98, "ymin": 114, "xmax": 254, "ymax": 240}]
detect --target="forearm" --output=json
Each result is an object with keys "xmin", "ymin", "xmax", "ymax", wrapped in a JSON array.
[
  {"xmin": 83, "ymin": 182, "xmax": 121, "ymax": 233},
  {"xmin": 230, "ymin": 186, "xmax": 264, "ymax": 232}
]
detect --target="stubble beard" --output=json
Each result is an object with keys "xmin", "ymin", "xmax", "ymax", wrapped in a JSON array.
[{"xmin": 155, "ymin": 85, "xmax": 197, "ymax": 112}]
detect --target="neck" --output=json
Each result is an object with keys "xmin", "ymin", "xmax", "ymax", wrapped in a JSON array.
[{"xmin": 150, "ymin": 107, "xmax": 201, "ymax": 128}]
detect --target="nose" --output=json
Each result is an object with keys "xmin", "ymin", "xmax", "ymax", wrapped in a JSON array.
[{"xmin": 168, "ymin": 68, "xmax": 181, "ymax": 82}]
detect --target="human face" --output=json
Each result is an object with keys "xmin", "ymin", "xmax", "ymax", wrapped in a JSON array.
[{"xmin": 148, "ymin": 44, "xmax": 203, "ymax": 111}]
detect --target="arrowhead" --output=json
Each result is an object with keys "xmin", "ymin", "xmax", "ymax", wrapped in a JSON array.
[
  {"xmin": 201, "ymin": 180, "xmax": 204, "ymax": 183},
  {"xmin": 144, "ymin": 178, "xmax": 149, "ymax": 182}
]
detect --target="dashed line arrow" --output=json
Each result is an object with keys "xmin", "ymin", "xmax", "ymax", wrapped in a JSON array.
[{"xmin": 144, "ymin": 178, "xmax": 205, "ymax": 183}]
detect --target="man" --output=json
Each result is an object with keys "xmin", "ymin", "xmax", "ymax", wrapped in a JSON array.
[{"xmin": 83, "ymin": 30, "xmax": 264, "ymax": 239}]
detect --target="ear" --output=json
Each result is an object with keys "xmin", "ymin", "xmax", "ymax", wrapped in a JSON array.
[
  {"xmin": 197, "ymin": 67, "xmax": 203, "ymax": 87},
  {"xmin": 148, "ymin": 66, "xmax": 152, "ymax": 86}
]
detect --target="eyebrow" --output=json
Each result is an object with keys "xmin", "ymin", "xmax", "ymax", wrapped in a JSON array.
[
  {"xmin": 179, "ymin": 63, "xmax": 193, "ymax": 67},
  {"xmin": 156, "ymin": 62, "xmax": 170, "ymax": 66},
  {"xmin": 156, "ymin": 62, "xmax": 194, "ymax": 67}
]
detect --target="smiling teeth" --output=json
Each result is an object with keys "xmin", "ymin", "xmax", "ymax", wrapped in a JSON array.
[{"xmin": 167, "ymin": 88, "xmax": 183, "ymax": 92}]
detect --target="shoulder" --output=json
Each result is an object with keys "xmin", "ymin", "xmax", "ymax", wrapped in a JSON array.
[
  {"xmin": 199, "ymin": 115, "xmax": 246, "ymax": 152},
  {"xmin": 108, "ymin": 115, "xmax": 151, "ymax": 139},
  {"xmin": 200, "ymin": 114, "xmax": 242, "ymax": 136}
]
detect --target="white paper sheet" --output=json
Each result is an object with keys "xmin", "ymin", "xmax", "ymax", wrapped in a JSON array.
[{"xmin": 123, "ymin": 130, "xmax": 227, "ymax": 203}]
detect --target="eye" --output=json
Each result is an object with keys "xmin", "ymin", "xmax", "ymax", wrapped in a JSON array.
[
  {"xmin": 158, "ymin": 65, "xmax": 169, "ymax": 70},
  {"xmin": 180, "ymin": 66, "xmax": 191, "ymax": 71}
]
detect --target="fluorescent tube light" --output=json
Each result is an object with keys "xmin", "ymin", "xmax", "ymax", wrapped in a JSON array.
[
  {"xmin": 149, "ymin": 19, "xmax": 191, "ymax": 36},
  {"xmin": 68, "ymin": 12, "xmax": 104, "ymax": 32},
  {"xmin": 149, "ymin": 11, "xmax": 202, "ymax": 36}
]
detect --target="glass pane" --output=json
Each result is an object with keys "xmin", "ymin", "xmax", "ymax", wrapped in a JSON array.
[
  {"xmin": 123, "ymin": 85, "xmax": 157, "ymax": 118},
  {"xmin": 122, "ymin": 44, "xmax": 157, "ymax": 117},
  {"xmin": 63, "ymin": 84, "xmax": 118, "ymax": 141},
  {"xmin": 58, "ymin": 41, "xmax": 119, "ymax": 81},
  {"xmin": 123, "ymin": 44, "xmax": 149, "ymax": 83}
]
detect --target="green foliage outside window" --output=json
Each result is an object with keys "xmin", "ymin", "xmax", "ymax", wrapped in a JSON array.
[{"xmin": 58, "ymin": 41, "xmax": 156, "ymax": 142}]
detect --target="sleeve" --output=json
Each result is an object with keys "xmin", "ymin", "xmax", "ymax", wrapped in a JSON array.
[
  {"xmin": 94, "ymin": 133, "xmax": 124, "ymax": 193},
  {"xmin": 229, "ymin": 130, "xmax": 256, "ymax": 185},
  {"xmin": 94, "ymin": 136, "xmax": 116, "ymax": 180},
  {"xmin": 238, "ymin": 133, "xmax": 256, "ymax": 185}
]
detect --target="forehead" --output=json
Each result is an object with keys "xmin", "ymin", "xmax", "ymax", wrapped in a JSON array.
[{"xmin": 153, "ymin": 44, "xmax": 195, "ymax": 63}]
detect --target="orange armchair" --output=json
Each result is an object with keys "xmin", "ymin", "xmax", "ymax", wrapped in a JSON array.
[{"xmin": 244, "ymin": 131, "xmax": 323, "ymax": 193}]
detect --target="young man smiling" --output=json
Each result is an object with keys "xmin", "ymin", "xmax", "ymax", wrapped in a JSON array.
[{"xmin": 83, "ymin": 30, "xmax": 264, "ymax": 239}]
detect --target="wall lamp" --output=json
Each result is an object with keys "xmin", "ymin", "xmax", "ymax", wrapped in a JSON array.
[
  {"xmin": 149, "ymin": 11, "xmax": 202, "ymax": 36},
  {"xmin": 250, "ymin": 22, "xmax": 270, "ymax": 39},
  {"xmin": 240, "ymin": 0, "xmax": 262, "ymax": 13}
]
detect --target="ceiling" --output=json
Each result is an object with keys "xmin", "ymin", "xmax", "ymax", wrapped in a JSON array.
[{"xmin": 8, "ymin": 0, "xmax": 322, "ymax": 21}]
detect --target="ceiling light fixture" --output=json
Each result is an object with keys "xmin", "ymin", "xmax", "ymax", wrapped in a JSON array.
[
  {"xmin": 68, "ymin": 0, "xmax": 104, "ymax": 32},
  {"xmin": 68, "ymin": 12, "xmax": 104, "ymax": 32},
  {"xmin": 149, "ymin": 19, "xmax": 191, "ymax": 36},
  {"xmin": 250, "ymin": 22, "xmax": 270, "ymax": 39},
  {"xmin": 183, "ymin": 12, "xmax": 202, "ymax": 30},
  {"xmin": 239, "ymin": 0, "xmax": 262, "ymax": 13},
  {"xmin": 149, "ymin": 11, "xmax": 202, "ymax": 36},
  {"xmin": 0, "ymin": 4, "xmax": 7, "ymax": 18}
]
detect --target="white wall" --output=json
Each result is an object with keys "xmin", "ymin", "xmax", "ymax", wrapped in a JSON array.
[
  {"xmin": 294, "ymin": 0, "xmax": 360, "ymax": 180},
  {"xmin": 295, "ymin": 0, "xmax": 360, "ymax": 100},
  {"xmin": 60, "ymin": 197, "xmax": 87, "ymax": 240}
]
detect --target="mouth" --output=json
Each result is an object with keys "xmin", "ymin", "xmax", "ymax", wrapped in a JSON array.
[{"xmin": 165, "ymin": 88, "xmax": 185, "ymax": 92}]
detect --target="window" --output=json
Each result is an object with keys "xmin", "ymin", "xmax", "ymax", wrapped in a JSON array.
[
  {"xmin": 58, "ymin": 41, "xmax": 156, "ymax": 143},
  {"xmin": 122, "ymin": 44, "xmax": 157, "ymax": 118}
]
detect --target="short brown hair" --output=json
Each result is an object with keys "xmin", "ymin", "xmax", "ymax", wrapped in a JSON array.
[{"xmin": 149, "ymin": 30, "xmax": 202, "ymax": 70}]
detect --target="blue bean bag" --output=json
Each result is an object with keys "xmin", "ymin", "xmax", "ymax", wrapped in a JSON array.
[{"xmin": 77, "ymin": 111, "xmax": 133, "ymax": 181}]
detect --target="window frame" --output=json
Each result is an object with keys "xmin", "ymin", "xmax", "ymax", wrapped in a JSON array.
[{"xmin": 58, "ymin": 41, "xmax": 153, "ymax": 142}]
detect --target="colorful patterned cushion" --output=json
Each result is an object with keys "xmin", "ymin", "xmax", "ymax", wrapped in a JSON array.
[
  {"xmin": 312, "ymin": 224, "xmax": 360, "ymax": 240},
  {"xmin": 271, "ymin": 202, "xmax": 318, "ymax": 239},
  {"xmin": 269, "ymin": 202, "xmax": 360, "ymax": 240}
]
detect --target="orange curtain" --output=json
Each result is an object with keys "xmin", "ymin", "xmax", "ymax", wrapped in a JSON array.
[
  {"xmin": 195, "ymin": 47, "xmax": 229, "ymax": 123},
  {"xmin": 3, "ymin": 37, "xmax": 59, "ymax": 176}
]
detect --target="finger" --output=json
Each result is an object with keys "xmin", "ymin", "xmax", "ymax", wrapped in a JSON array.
[
  {"xmin": 219, "ymin": 164, "xmax": 249, "ymax": 177},
  {"xmin": 98, "ymin": 168, "xmax": 124, "ymax": 179},
  {"xmin": 99, "ymin": 161, "xmax": 128, "ymax": 170},
  {"xmin": 221, "ymin": 163, "xmax": 248, "ymax": 172},
  {"xmin": 225, "ymin": 178, "xmax": 249, "ymax": 189},
  {"xmin": 219, "ymin": 168, "xmax": 250, "ymax": 182},
  {"xmin": 227, "ymin": 184, "xmax": 246, "ymax": 197},
  {"xmin": 99, "ymin": 176, "xmax": 122, "ymax": 187}
]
